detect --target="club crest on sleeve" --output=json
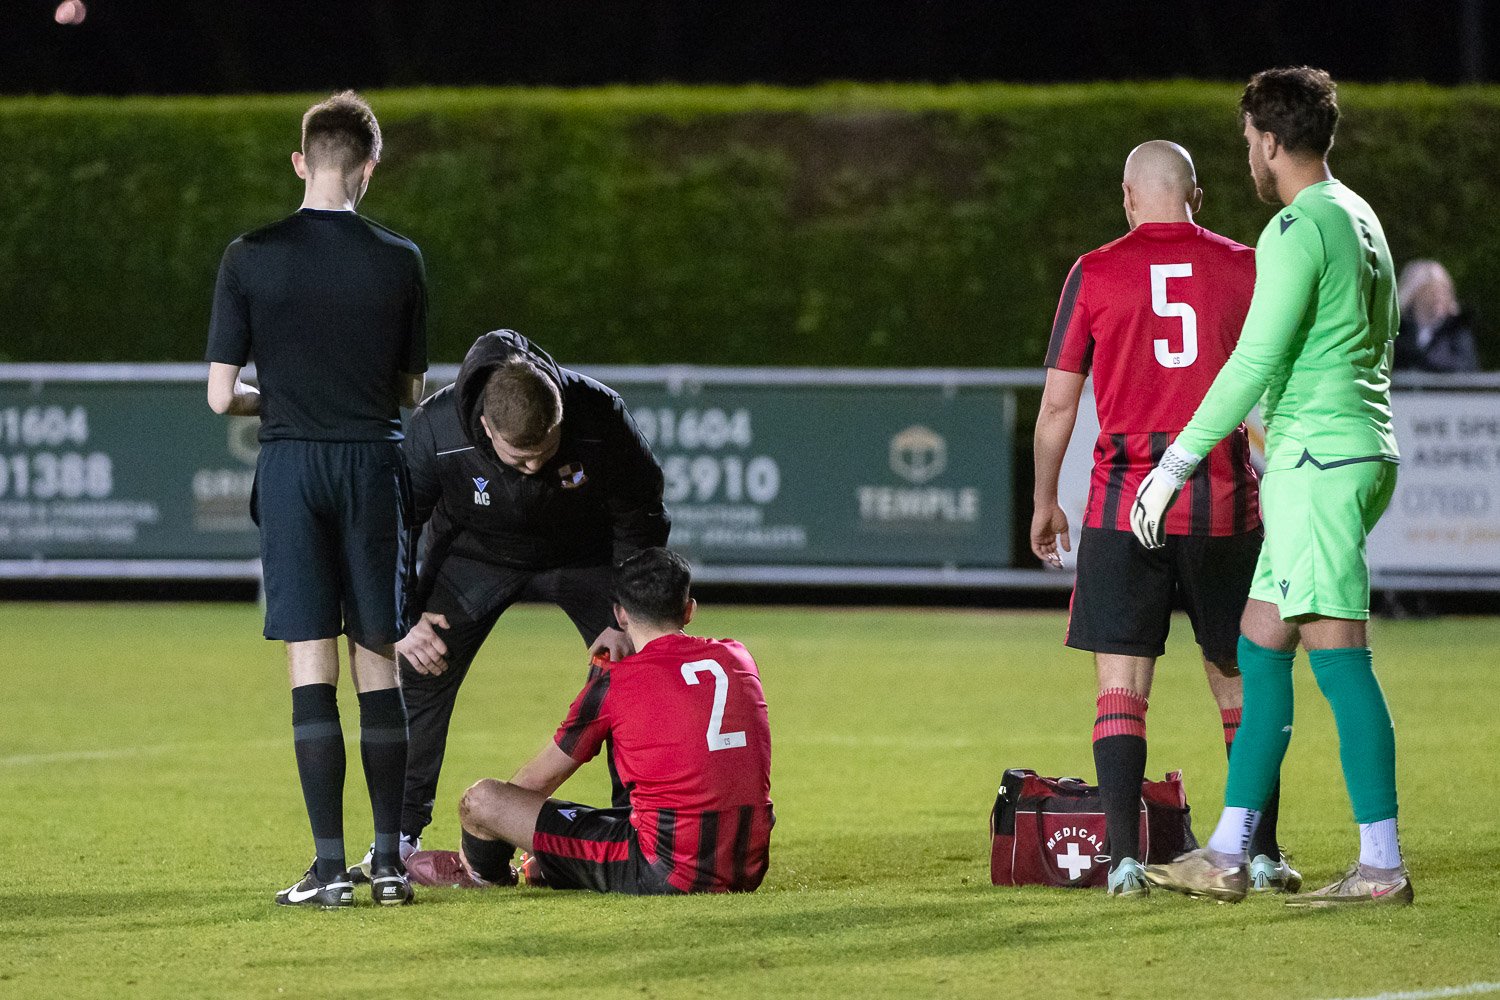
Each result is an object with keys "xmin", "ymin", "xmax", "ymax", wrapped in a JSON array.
[{"xmin": 558, "ymin": 463, "xmax": 588, "ymax": 489}]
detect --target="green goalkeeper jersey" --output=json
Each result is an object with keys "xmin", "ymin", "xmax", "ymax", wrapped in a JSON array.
[{"xmin": 1175, "ymin": 179, "xmax": 1400, "ymax": 471}]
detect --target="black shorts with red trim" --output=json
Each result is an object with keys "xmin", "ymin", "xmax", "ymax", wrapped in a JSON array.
[
  {"xmin": 1066, "ymin": 526, "xmax": 1262, "ymax": 663},
  {"xmin": 529, "ymin": 799, "xmax": 680, "ymax": 896}
]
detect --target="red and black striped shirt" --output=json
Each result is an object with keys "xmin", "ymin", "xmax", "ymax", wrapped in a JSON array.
[
  {"xmin": 554, "ymin": 633, "xmax": 774, "ymax": 893},
  {"xmin": 1046, "ymin": 222, "xmax": 1261, "ymax": 536}
]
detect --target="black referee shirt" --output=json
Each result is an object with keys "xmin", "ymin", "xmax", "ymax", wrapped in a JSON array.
[{"xmin": 205, "ymin": 208, "xmax": 428, "ymax": 442}]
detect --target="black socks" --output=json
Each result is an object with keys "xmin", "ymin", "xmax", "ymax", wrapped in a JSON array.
[
  {"xmin": 358, "ymin": 687, "xmax": 410, "ymax": 871},
  {"xmin": 291, "ymin": 683, "xmax": 346, "ymax": 882},
  {"xmin": 461, "ymin": 828, "xmax": 516, "ymax": 883}
]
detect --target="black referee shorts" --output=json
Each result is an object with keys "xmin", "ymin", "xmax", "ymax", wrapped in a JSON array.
[
  {"xmin": 1066, "ymin": 525, "xmax": 1262, "ymax": 663},
  {"xmin": 529, "ymin": 799, "xmax": 679, "ymax": 896},
  {"xmin": 253, "ymin": 439, "xmax": 405, "ymax": 647}
]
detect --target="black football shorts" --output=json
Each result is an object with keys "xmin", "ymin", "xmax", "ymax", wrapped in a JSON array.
[
  {"xmin": 1066, "ymin": 525, "xmax": 1262, "ymax": 663},
  {"xmin": 529, "ymin": 799, "xmax": 679, "ymax": 896},
  {"xmin": 253, "ymin": 439, "xmax": 405, "ymax": 647}
]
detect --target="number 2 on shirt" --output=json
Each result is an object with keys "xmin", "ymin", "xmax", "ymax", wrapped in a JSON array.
[
  {"xmin": 1150, "ymin": 263, "xmax": 1198, "ymax": 369},
  {"xmin": 680, "ymin": 660, "xmax": 748, "ymax": 751}
]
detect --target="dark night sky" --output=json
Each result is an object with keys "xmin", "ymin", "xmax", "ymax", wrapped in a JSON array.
[{"xmin": 1, "ymin": 0, "xmax": 1493, "ymax": 95}]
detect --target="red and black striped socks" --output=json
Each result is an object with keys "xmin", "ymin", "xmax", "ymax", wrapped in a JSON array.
[
  {"xmin": 1093, "ymin": 688, "xmax": 1149, "ymax": 863},
  {"xmin": 1221, "ymin": 705, "xmax": 1243, "ymax": 747}
]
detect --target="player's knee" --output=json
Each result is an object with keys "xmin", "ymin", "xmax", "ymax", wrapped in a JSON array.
[{"xmin": 459, "ymin": 778, "xmax": 505, "ymax": 829}]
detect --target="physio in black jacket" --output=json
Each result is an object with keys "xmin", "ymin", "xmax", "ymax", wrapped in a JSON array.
[{"xmin": 378, "ymin": 330, "xmax": 668, "ymax": 862}]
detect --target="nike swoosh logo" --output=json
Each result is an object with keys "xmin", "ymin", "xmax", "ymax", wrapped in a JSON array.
[
  {"xmin": 1280, "ymin": 215, "xmax": 1297, "ymax": 234},
  {"xmin": 1371, "ymin": 882, "xmax": 1404, "ymax": 898},
  {"xmin": 284, "ymin": 885, "xmax": 322, "ymax": 903}
]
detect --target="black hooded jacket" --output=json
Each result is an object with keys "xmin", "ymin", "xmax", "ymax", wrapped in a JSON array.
[{"xmin": 402, "ymin": 330, "xmax": 669, "ymax": 599}]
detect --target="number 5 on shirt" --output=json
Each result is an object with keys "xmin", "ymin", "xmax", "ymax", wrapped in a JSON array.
[
  {"xmin": 681, "ymin": 660, "xmax": 748, "ymax": 751},
  {"xmin": 1150, "ymin": 262, "xmax": 1198, "ymax": 369}
]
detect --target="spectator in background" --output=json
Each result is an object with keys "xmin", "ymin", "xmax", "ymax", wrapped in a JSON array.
[{"xmin": 1395, "ymin": 261, "xmax": 1480, "ymax": 373}]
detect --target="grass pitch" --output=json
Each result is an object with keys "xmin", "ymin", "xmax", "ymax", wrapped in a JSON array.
[{"xmin": 3, "ymin": 602, "xmax": 1499, "ymax": 1000}]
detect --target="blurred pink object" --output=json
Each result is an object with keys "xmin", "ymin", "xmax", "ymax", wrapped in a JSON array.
[{"xmin": 55, "ymin": 1, "xmax": 87, "ymax": 26}]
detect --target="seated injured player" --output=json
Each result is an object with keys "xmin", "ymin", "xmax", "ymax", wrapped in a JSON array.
[{"xmin": 406, "ymin": 547, "xmax": 775, "ymax": 895}]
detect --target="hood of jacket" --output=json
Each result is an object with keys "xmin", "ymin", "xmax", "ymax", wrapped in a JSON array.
[{"xmin": 454, "ymin": 329, "xmax": 566, "ymax": 451}]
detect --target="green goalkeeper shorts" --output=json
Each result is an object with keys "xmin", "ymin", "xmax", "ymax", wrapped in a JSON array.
[{"xmin": 1250, "ymin": 456, "xmax": 1398, "ymax": 621}]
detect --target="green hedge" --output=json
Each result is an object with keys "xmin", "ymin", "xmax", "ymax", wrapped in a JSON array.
[{"xmin": 2, "ymin": 84, "xmax": 1497, "ymax": 367}]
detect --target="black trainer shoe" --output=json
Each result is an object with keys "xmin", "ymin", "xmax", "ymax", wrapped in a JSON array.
[
  {"xmin": 275, "ymin": 863, "xmax": 355, "ymax": 909},
  {"xmin": 370, "ymin": 864, "xmax": 415, "ymax": 906}
]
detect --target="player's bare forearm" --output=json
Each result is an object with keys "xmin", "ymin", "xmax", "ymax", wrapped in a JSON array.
[
  {"xmin": 1030, "ymin": 369, "xmax": 1082, "ymax": 567},
  {"xmin": 206, "ymin": 362, "xmax": 261, "ymax": 416},
  {"xmin": 1033, "ymin": 369, "xmax": 1085, "ymax": 505},
  {"xmin": 511, "ymin": 741, "xmax": 582, "ymax": 799}
]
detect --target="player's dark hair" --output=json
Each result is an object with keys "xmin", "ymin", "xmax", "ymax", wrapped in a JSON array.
[
  {"xmin": 1240, "ymin": 67, "xmax": 1339, "ymax": 157},
  {"xmin": 301, "ymin": 90, "xmax": 382, "ymax": 172},
  {"xmin": 614, "ymin": 548, "xmax": 693, "ymax": 628},
  {"xmin": 483, "ymin": 360, "xmax": 562, "ymax": 448}
]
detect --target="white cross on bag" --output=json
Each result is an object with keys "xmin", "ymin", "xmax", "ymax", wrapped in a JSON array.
[{"xmin": 1056, "ymin": 841, "xmax": 1093, "ymax": 880}]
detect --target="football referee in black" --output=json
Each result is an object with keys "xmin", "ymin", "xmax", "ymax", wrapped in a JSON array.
[
  {"xmin": 206, "ymin": 91, "xmax": 428, "ymax": 908},
  {"xmin": 352, "ymin": 329, "xmax": 668, "ymax": 871}
]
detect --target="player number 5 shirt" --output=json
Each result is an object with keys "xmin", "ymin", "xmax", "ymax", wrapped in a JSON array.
[{"xmin": 1045, "ymin": 222, "xmax": 1261, "ymax": 536}]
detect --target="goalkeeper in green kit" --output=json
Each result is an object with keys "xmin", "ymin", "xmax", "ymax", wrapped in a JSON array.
[{"xmin": 1132, "ymin": 67, "xmax": 1411, "ymax": 907}]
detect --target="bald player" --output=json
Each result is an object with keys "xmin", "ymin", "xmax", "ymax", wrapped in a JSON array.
[{"xmin": 1032, "ymin": 140, "xmax": 1297, "ymax": 897}]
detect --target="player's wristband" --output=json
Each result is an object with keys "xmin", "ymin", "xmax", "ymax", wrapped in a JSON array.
[{"xmin": 1159, "ymin": 442, "xmax": 1202, "ymax": 490}]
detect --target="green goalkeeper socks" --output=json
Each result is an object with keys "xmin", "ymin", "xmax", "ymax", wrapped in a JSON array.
[
  {"xmin": 1309, "ymin": 646, "xmax": 1398, "ymax": 824},
  {"xmin": 1223, "ymin": 636, "xmax": 1296, "ymax": 812}
]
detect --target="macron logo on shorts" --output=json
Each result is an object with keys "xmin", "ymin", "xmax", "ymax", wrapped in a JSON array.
[
  {"xmin": 1278, "ymin": 579, "xmax": 1291, "ymax": 598},
  {"xmin": 472, "ymin": 477, "xmax": 491, "ymax": 507}
]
